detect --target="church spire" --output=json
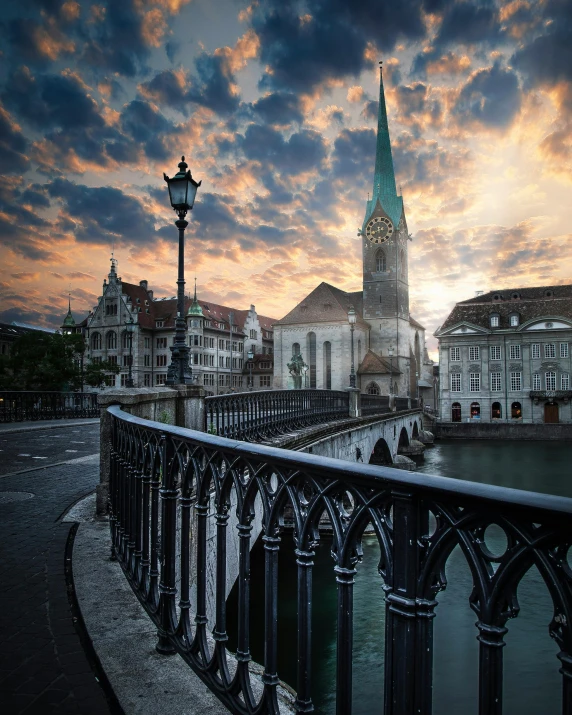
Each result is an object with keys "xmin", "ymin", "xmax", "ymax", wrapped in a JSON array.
[{"xmin": 372, "ymin": 61, "xmax": 397, "ymax": 200}]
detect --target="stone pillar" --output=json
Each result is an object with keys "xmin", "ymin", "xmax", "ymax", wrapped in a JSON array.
[
  {"xmin": 175, "ymin": 384, "xmax": 206, "ymax": 431},
  {"xmin": 348, "ymin": 388, "xmax": 361, "ymax": 418}
]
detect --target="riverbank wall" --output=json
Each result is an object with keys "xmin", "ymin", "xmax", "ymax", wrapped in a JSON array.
[{"xmin": 435, "ymin": 422, "xmax": 572, "ymax": 440}]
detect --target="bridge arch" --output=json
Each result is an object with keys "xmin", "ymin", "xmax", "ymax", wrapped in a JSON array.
[
  {"xmin": 369, "ymin": 438, "xmax": 393, "ymax": 465},
  {"xmin": 412, "ymin": 421, "xmax": 419, "ymax": 439},
  {"xmin": 397, "ymin": 427, "xmax": 409, "ymax": 453}
]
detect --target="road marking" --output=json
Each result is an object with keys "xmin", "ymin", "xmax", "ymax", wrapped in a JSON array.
[
  {"xmin": 65, "ymin": 450, "xmax": 79, "ymax": 453},
  {"xmin": 32, "ymin": 457, "xmax": 48, "ymax": 460},
  {"xmin": 17, "ymin": 453, "xmax": 31, "ymax": 457},
  {"xmin": 70, "ymin": 441, "xmax": 86, "ymax": 444}
]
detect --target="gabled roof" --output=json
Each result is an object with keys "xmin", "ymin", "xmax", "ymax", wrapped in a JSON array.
[
  {"xmin": 409, "ymin": 315, "xmax": 425, "ymax": 330},
  {"xmin": 274, "ymin": 282, "xmax": 365, "ymax": 326},
  {"xmin": 437, "ymin": 284, "xmax": 572, "ymax": 333},
  {"xmin": 357, "ymin": 349, "xmax": 401, "ymax": 375}
]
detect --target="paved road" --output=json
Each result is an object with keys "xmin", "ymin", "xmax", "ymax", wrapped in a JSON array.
[
  {"xmin": 0, "ymin": 424, "xmax": 99, "ymax": 476},
  {"xmin": 0, "ymin": 422, "xmax": 113, "ymax": 715}
]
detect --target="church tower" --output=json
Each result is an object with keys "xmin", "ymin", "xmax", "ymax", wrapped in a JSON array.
[{"xmin": 361, "ymin": 62, "xmax": 410, "ymax": 362}]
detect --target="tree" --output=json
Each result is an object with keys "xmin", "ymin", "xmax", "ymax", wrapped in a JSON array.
[
  {"xmin": 84, "ymin": 360, "xmax": 120, "ymax": 388},
  {"xmin": 1, "ymin": 331, "xmax": 86, "ymax": 391}
]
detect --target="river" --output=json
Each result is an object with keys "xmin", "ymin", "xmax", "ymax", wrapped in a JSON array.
[{"xmin": 227, "ymin": 440, "xmax": 570, "ymax": 714}]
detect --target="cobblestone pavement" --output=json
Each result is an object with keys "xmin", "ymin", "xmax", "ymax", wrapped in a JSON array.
[{"xmin": 0, "ymin": 424, "xmax": 114, "ymax": 714}]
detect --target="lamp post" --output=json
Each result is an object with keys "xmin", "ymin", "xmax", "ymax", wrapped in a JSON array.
[
  {"xmin": 125, "ymin": 316, "xmax": 135, "ymax": 387},
  {"xmin": 405, "ymin": 359, "xmax": 410, "ymax": 397},
  {"xmin": 416, "ymin": 370, "xmax": 419, "ymax": 402},
  {"xmin": 388, "ymin": 345, "xmax": 394, "ymax": 395},
  {"xmin": 248, "ymin": 348, "xmax": 254, "ymax": 390},
  {"xmin": 348, "ymin": 306, "xmax": 357, "ymax": 388},
  {"xmin": 163, "ymin": 156, "xmax": 201, "ymax": 386},
  {"xmin": 303, "ymin": 364, "xmax": 308, "ymax": 389}
]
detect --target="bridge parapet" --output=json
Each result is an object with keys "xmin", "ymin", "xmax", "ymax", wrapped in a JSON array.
[{"xmin": 107, "ymin": 404, "xmax": 572, "ymax": 715}]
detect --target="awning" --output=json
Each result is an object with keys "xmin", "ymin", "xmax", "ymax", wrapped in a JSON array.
[{"xmin": 417, "ymin": 379, "xmax": 433, "ymax": 388}]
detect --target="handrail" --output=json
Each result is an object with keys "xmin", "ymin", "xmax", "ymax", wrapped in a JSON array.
[
  {"xmin": 108, "ymin": 405, "xmax": 572, "ymax": 715},
  {"xmin": 0, "ymin": 391, "xmax": 99, "ymax": 422}
]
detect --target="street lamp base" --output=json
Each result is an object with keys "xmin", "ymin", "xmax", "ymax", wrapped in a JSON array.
[{"xmin": 165, "ymin": 344, "xmax": 193, "ymax": 386}]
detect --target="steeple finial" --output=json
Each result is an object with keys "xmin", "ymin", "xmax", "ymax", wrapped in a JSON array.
[
  {"xmin": 372, "ymin": 60, "xmax": 397, "ymax": 200},
  {"xmin": 194, "ymin": 276, "xmax": 197, "ymax": 302}
]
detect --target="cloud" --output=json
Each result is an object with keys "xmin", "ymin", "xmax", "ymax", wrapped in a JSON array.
[
  {"xmin": 251, "ymin": 92, "xmax": 304, "ymax": 125},
  {"xmin": 236, "ymin": 124, "xmax": 328, "ymax": 175},
  {"xmin": 0, "ymin": 105, "xmax": 29, "ymax": 175},
  {"xmin": 452, "ymin": 62, "xmax": 521, "ymax": 128}
]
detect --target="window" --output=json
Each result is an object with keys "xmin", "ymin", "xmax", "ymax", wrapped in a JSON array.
[
  {"xmin": 469, "ymin": 373, "xmax": 480, "ymax": 392},
  {"xmin": 490, "ymin": 315, "xmax": 499, "ymax": 327},
  {"xmin": 106, "ymin": 331, "xmax": 117, "ymax": 350},
  {"xmin": 490, "ymin": 346, "xmax": 501, "ymax": 361},
  {"xmin": 157, "ymin": 355, "xmax": 167, "ymax": 367},
  {"xmin": 531, "ymin": 343, "xmax": 540, "ymax": 359},
  {"xmin": 292, "ymin": 342, "xmax": 300, "ymax": 356},
  {"xmin": 469, "ymin": 346, "xmax": 480, "ymax": 361},
  {"xmin": 511, "ymin": 401, "xmax": 522, "ymax": 419},
  {"xmin": 450, "ymin": 347, "xmax": 460, "ymax": 361},
  {"xmin": 510, "ymin": 372, "xmax": 521, "ymax": 391},
  {"xmin": 122, "ymin": 354, "xmax": 132, "ymax": 366},
  {"xmin": 546, "ymin": 371, "xmax": 556, "ymax": 390},
  {"xmin": 144, "ymin": 337, "xmax": 150, "ymax": 349},
  {"xmin": 509, "ymin": 345, "xmax": 521, "ymax": 360},
  {"xmin": 193, "ymin": 353, "xmax": 199, "ymax": 365},
  {"xmin": 367, "ymin": 382, "xmax": 380, "ymax": 395},
  {"xmin": 225, "ymin": 357, "xmax": 230, "ymax": 368},
  {"xmin": 545, "ymin": 343, "xmax": 556, "ymax": 358},
  {"xmin": 155, "ymin": 320, "xmax": 164, "ymax": 328},
  {"xmin": 232, "ymin": 375, "xmax": 243, "ymax": 387},
  {"xmin": 452, "ymin": 403, "xmax": 461, "ymax": 422},
  {"xmin": 203, "ymin": 374, "xmax": 215, "ymax": 387},
  {"xmin": 144, "ymin": 373, "xmax": 151, "ymax": 387},
  {"xmin": 491, "ymin": 402, "xmax": 502, "ymax": 419},
  {"xmin": 533, "ymin": 373, "xmax": 541, "ymax": 390},
  {"xmin": 155, "ymin": 374, "xmax": 166, "ymax": 385},
  {"xmin": 157, "ymin": 337, "xmax": 167, "ymax": 349},
  {"xmin": 120, "ymin": 374, "xmax": 129, "ymax": 387},
  {"xmin": 509, "ymin": 314, "xmax": 519, "ymax": 327},
  {"xmin": 470, "ymin": 402, "xmax": 480, "ymax": 418},
  {"xmin": 218, "ymin": 374, "xmax": 225, "ymax": 387},
  {"xmin": 375, "ymin": 250, "xmax": 386, "ymax": 272},
  {"xmin": 490, "ymin": 372, "xmax": 502, "ymax": 391},
  {"xmin": 207, "ymin": 355, "xmax": 214, "ymax": 367},
  {"xmin": 259, "ymin": 361, "xmax": 271, "ymax": 369},
  {"xmin": 122, "ymin": 332, "xmax": 132, "ymax": 349},
  {"xmin": 250, "ymin": 329, "xmax": 257, "ymax": 339},
  {"xmin": 192, "ymin": 335, "xmax": 200, "ymax": 346},
  {"xmin": 260, "ymin": 375, "xmax": 271, "ymax": 387},
  {"xmin": 451, "ymin": 373, "xmax": 461, "ymax": 392},
  {"xmin": 218, "ymin": 339, "xmax": 225, "ymax": 350},
  {"xmin": 105, "ymin": 302, "xmax": 118, "ymax": 316},
  {"xmin": 562, "ymin": 373, "xmax": 570, "ymax": 390},
  {"xmin": 91, "ymin": 332, "xmax": 102, "ymax": 350},
  {"xmin": 107, "ymin": 355, "xmax": 117, "ymax": 365},
  {"xmin": 226, "ymin": 340, "xmax": 231, "ymax": 351},
  {"xmin": 560, "ymin": 343, "xmax": 569, "ymax": 358},
  {"xmin": 219, "ymin": 356, "xmax": 225, "ymax": 368}
]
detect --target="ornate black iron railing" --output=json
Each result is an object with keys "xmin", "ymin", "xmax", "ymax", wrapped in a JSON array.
[
  {"xmin": 108, "ymin": 405, "xmax": 572, "ymax": 715},
  {"xmin": 204, "ymin": 389, "xmax": 349, "ymax": 441},
  {"xmin": 0, "ymin": 391, "xmax": 99, "ymax": 422},
  {"xmin": 394, "ymin": 396, "xmax": 410, "ymax": 411},
  {"xmin": 361, "ymin": 394, "xmax": 390, "ymax": 416}
]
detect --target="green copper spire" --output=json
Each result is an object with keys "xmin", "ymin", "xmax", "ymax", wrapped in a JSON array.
[
  {"xmin": 373, "ymin": 61, "xmax": 397, "ymax": 199},
  {"xmin": 187, "ymin": 277, "xmax": 203, "ymax": 316},
  {"xmin": 63, "ymin": 296, "xmax": 75, "ymax": 327},
  {"xmin": 362, "ymin": 61, "xmax": 403, "ymax": 229}
]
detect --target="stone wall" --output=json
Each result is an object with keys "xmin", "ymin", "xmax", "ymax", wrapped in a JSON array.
[{"xmin": 435, "ymin": 421, "xmax": 572, "ymax": 440}]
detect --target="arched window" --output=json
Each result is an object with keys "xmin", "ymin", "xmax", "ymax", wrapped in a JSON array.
[
  {"xmin": 511, "ymin": 401, "xmax": 522, "ymax": 419},
  {"xmin": 122, "ymin": 331, "xmax": 131, "ymax": 350},
  {"xmin": 106, "ymin": 331, "xmax": 117, "ymax": 350},
  {"xmin": 367, "ymin": 382, "xmax": 380, "ymax": 395},
  {"xmin": 292, "ymin": 342, "xmax": 300, "ymax": 356},
  {"xmin": 491, "ymin": 402, "xmax": 502, "ymax": 419},
  {"xmin": 452, "ymin": 402, "xmax": 461, "ymax": 422},
  {"xmin": 375, "ymin": 250, "xmax": 386, "ymax": 272},
  {"xmin": 470, "ymin": 402, "xmax": 480, "ymax": 418},
  {"xmin": 91, "ymin": 332, "xmax": 101, "ymax": 350},
  {"xmin": 323, "ymin": 341, "xmax": 331, "ymax": 390},
  {"xmin": 400, "ymin": 249, "xmax": 405, "ymax": 275},
  {"xmin": 306, "ymin": 332, "xmax": 316, "ymax": 388}
]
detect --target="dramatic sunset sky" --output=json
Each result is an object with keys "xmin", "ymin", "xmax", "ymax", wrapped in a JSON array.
[{"xmin": 1, "ymin": 0, "xmax": 571, "ymax": 357}]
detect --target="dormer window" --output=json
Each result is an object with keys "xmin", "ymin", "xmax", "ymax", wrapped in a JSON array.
[
  {"xmin": 509, "ymin": 314, "xmax": 519, "ymax": 327},
  {"xmin": 490, "ymin": 314, "xmax": 500, "ymax": 327},
  {"xmin": 545, "ymin": 290, "xmax": 553, "ymax": 298},
  {"xmin": 493, "ymin": 294, "xmax": 501, "ymax": 302},
  {"xmin": 156, "ymin": 320, "xmax": 164, "ymax": 328},
  {"xmin": 512, "ymin": 292, "xmax": 520, "ymax": 300}
]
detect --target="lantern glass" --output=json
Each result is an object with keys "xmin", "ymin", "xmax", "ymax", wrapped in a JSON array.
[
  {"xmin": 168, "ymin": 177, "xmax": 189, "ymax": 209},
  {"xmin": 348, "ymin": 307, "xmax": 357, "ymax": 325},
  {"xmin": 248, "ymin": 349, "xmax": 254, "ymax": 361}
]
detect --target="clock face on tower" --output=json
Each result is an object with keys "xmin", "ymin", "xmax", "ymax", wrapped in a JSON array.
[{"xmin": 365, "ymin": 216, "xmax": 393, "ymax": 244}]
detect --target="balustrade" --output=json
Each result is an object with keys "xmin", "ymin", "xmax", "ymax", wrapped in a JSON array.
[
  {"xmin": 108, "ymin": 405, "xmax": 572, "ymax": 715},
  {"xmin": 0, "ymin": 391, "xmax": 99, "ymax": 422}
]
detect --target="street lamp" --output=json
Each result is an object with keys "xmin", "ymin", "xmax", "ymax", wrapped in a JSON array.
[
  {"xmin": 348, "ymin": 306, "xmax": 357, "ymax": 388},
  {"xmin": 247, "ymin": 348, "xmax": 254, "ymax": 390},
  {"xmin": 125, "ymin": 316, "xmax": 135, "ymax": 388},
  {"xmin": 405, "ymin": 359, "xmax": 410, "ymax": 397},
  {"xmin": 163, "ymin": 156, "xmax": 201, "ymax": 386},
  {"xmin": 303, "ymin": 364, "xmax": 308, "ymax": 389},
  {"xmin": 416, "ymin": 370, "xmax": 419, "ymax": 402},
  {"xmin": 388, "ymin": 345, "xmax": 394, "ymax": 395}
]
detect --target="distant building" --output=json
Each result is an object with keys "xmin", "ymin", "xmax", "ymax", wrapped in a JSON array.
[
  {"xmin": 0, "ymin": 322, "xmax": 57, "ymax": 357},
  {"xmin": 273, "ymin": 66, "xmax": 433, "ymax": 397},
  {"xmin": 435, "ymin": 285, "xmax": 572, "ymax": 424},
  {"xmin": 76, "ymin": 260, "xmax": 275, "ymax": 393}
]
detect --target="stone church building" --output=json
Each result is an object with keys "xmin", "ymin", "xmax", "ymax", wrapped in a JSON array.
[{"xmin": 273, "ymin": 66, "xmax": 433, "ymax": 398}]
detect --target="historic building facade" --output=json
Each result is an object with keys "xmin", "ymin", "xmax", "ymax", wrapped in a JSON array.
[
  {"xmin": 435, "ymin": 285, "xmax": 572, "ymax": 424},
  {"xmin": 65, "ymin": 259, "xmax": 275, "ymax": 393},
  {"xmin": 273, "ymin": 66, "xmax": 433, "ymax": 397}
]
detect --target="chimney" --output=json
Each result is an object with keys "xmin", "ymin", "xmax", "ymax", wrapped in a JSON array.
[{"xmin": 140, "ymin": 280, "xmax": 148, "ymax": 290}]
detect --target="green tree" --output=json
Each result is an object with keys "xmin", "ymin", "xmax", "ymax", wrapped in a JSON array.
[
  {"xmin": 84, "ymin": 360, "xmax": 120, "ymax": 388},
  {"xmin": 2, "ymin": 331, "xmax": 86, "ymax": 391}
]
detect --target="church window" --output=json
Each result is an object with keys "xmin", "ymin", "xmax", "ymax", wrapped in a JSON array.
[
  {"xmin": 490, "ymin": 345, "xmax": 501, "ymax": 361},
  {"xmin": 545, "ymin": 371, "xmax": 556, "ymax": 390},
  {"xmin": 91, "ymin": 332, "xmax": 101, "ymax": 350},
  {"xmin": 490, "ymin": 314, "xmax": 499, "ymax": 327},
  {"xmin": 375, "ymin": 251, "xmax": 386, "ymax": 272},
  {"xmin": 450, "ymin": 347, "xmax": 460, "ymax": 361},
  {"xmin": 450, "ymin": 373, "xmax": 461, "ymax": 392},
  {"xmin": 306, "ymin": 332, "xmax": 317, "ymax": 388},
  {"xmin": 469, "ymin": 346, "xmax": 480, "ymax": 361},
  {"xmin": 560, "ymin": 343, "xmax": 569, "ymax": 358},
  {"xmin": 510, "ymin": 372, "xmax": 522, "ymax": 391},
  {"xmin": 292, "ymin": 342, "xmax": 300, "ymax": 356},
  {"xmin": 562, "ymin": 373, "xmax": 570, "ymax": 390},
  {"xmin": 544, "ymin": 343, "xmax": 555, "ymax": 358},
  {"xmin": 469, "ymin": 373, "xmax": 480, "ymax": 392},
  {"xmin": 509, "ymin": 345, "xmax": 521, "ymax": 360},
  {"xmin": 490, "ymin": 372, "xmax": 502, "ymax": 391},
  {"xmin": 367, "ymin": 382, "xmax": 380, "ymax": 395},
  {"xmin": 323, "ymin": 341, "xmax": 332, "ymax": 390},
  {"xmin": 106, "ymin": 331, "xmax": 117, "ymax": 350}
]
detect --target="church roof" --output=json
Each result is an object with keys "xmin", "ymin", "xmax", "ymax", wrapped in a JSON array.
[
  {"xmin": 409, "ymin": 315, "xmax": 425, "ymax": 330},
  {"xmin": 437, "ymin": 284, "xmax": 572, "ymax": 333},
  {"xmin": 273, "ymin": 282, "xmax": 365, "ymax": 326},
  {"xmin": 357, "ymin": 349, "xmax": 401, "ymax": 375}
]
